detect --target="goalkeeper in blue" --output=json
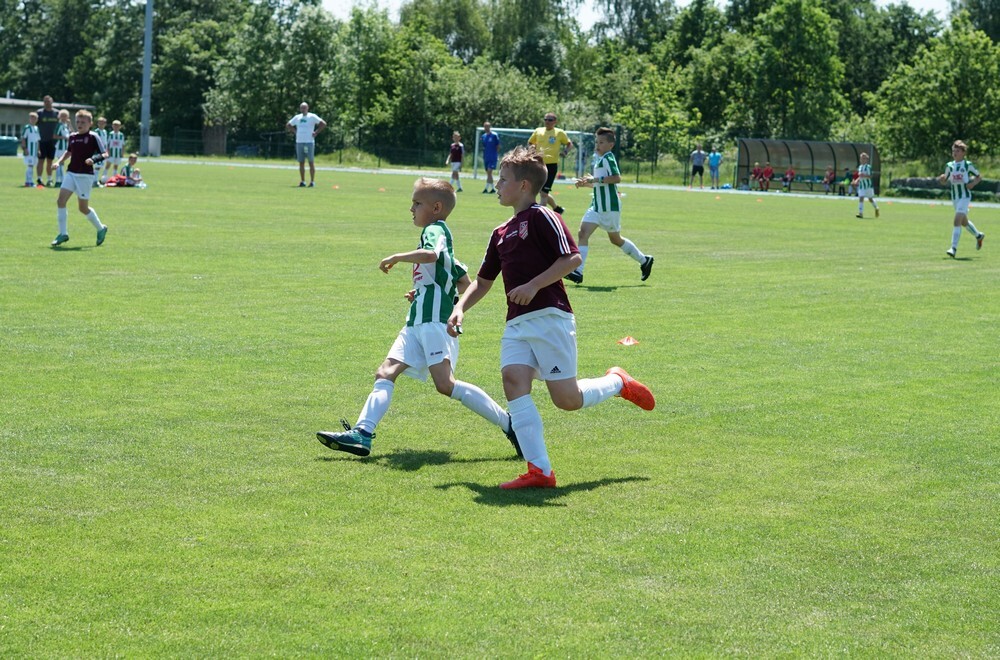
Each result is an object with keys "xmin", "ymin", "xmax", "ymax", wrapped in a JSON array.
[{"xmin": 317, "ymin": 177, "xmax": 520, "ymax": 458}]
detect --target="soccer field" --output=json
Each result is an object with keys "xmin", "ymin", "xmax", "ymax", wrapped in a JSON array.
[{"xmin": 2, "ymin": 158, "xmax": 997, "ymax": 656}]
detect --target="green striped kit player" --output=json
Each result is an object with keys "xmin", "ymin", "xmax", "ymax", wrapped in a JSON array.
[
  {"xmin": 20, "ymin": 113, "xmax": 40, "ymax": 186},
  {"xmin": 565, "ymin": 127, "xmax": 653, "ymax": 285},
  {"xmin": 854, "ymin": 153, "xmax": 880, "ymax": 218},
  {"xmin": 102, "ymin": 120, "xmax": 126, "ymax": 183},
  {"xmin": 317, "ymin": 177, "xmax": 520, "ymax": 458},
  {"xmin": 938, "ymin": 140, "xmax": 984, "ymax": 258},
  {"xmin": 93, "ymin": 117, "xmax": 109, "ymax": 184},
  {"xmin": 54, "ymin": 109, "xmax": 70, "ymax": 186}
]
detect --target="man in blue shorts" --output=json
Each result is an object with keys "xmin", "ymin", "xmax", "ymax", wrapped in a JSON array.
[{"xmin": 480, "ymin": 121, "xmax": 500, "ymax": 194}]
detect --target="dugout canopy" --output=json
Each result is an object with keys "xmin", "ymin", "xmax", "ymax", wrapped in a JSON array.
[{"xmin": 736, "ymin": 138, "xmax": 881, "ymax": 193}]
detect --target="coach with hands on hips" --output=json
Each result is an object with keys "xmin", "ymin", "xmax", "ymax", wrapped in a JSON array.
[{"xmin": 287, "ymin": 102, "xmax": 326, "ymax": 187}]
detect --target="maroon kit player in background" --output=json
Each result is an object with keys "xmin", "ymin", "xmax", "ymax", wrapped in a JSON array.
[
  {"xmin": 449, "ymin": 146, "xmax": 654, "ymax": 489},
  {"xmin": 50, "ymin": 109, "xmax": 109, "ymax": 247}
]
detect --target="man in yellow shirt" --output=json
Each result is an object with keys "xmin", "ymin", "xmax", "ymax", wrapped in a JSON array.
[{"xmin": 528, "ymin": 112, "xmax": 574, "ymax": 215}]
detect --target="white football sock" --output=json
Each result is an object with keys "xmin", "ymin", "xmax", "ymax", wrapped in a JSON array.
[
  {"xmin": 965, "ymin": 221, "xmax": 979, "ymax": 236},
  {"xmin": 858, "ymin": 201, "xmax": 865, "ymax": 213},
  {"xmin": 578, "ymin": 245, "xmax": 589, "ymax": 272},
  {"xmin": 952, "ymin": 227, "xmax": 962, "ymax": 249},
  {"xmin": 85, "ymin": 209, "xmax": 103, "ymax": 230},
  {"xmin": 451, "ymin": 380, "xmax": 506, "ymax": 429},
  {"xmin": 508, "ymin": 394, "xmax": 549, "ymax": 475},
  {"xmin": 620, "ymin": 238, "xmax": 646, "ymax": 263},
  {"xmin": 578, "ymin": 374, "xmax": 623, "ymax": 408},
  {"xmin": 25, "ymin": 166, "xmax": 33, "ymax": 184},
  {"xmin": 356, "ymin": 378, "xmax": 394, "ymax": 434},
  {"xmin": 57, "ymin": 207, "xmax": 68, "ymax": 235}
]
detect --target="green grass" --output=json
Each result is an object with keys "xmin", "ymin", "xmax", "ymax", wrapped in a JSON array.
[{"xmin": 1, "ymin": 159, "xmax": 997, "ymax": 656}]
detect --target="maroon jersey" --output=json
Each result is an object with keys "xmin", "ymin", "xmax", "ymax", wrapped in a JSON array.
[
  {"xmin": 66, "ymin": 131, "xmax": 107, "ymax": 175},
  {"xmin": 478, "ymin": 204, "xmax": 579, "ymax": 322},
  {"xmin": 449, "ymin": 142, "xmax": 464, "ymax": 163}
]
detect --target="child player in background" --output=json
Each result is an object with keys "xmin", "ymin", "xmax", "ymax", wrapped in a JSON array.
[
  {"xmin": 102, "ymin": 119, "xmax": 126, "ymax": 184},
  {"xmin": 54, "ymin": 109, "xmax": 71, "ymax": 187},
  {"xmin": 445, "ymin": 131, "xmax": 464, "ymax": 192},
  {"xmin": 20, "ymin": 112, "xmax": 40, "ymax": 187},
  {"xmin": 565, "ymin": 127, "xmax": 653, "ymax": 285},
  {"xmin": 939, "ymin": 140, "xmax": 984, "ymax": 258},
  {"xmin": 317, "ymin": 177, "xmax": 520, "ymax": 458}
]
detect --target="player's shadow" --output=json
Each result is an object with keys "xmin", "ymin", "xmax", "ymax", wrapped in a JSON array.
[
  {"xmin": 435, "ymin": 476, "xmax": 650, "ymax": 507},
  {"xmin": 946, "ymin": 256, "xmax": 973, "ymax": 261},
  {"xmin": 571, "ymin": 284, "xmax": 647, "ymax": 293},
  {"xmin": 49, "ymin": 246, "xmax": 87, "ymax": 251},
  {"xmin": 316, "ymin": 448, "xmax": 517, "ymax": 472}
]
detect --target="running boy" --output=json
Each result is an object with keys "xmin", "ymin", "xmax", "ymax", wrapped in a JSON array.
[
  {"xmin": 449, "ymin": 146, "xmax": 655, "ymax": 489},
  {"xmin": 102, "ymin": 119, "xmax": 126, "ymax": 183},
  {"xmin": 939, "ymin": 140, "xmax": 984, "ymax": 258},
  {"xmin": 565, "ymin": 128, "xmax": 653, "ymax": 285},
  {"xmin": 20, "ymin": 112, "xmax": 40, "ymax": 187},
  {"xmin": 446, "ymin": 131, "xmax": 464, "ymax": 192},
  {"xmin": 50, "ymin": 110, "xmax": 109, "ymax": 247},
  {"xmin": 54, "ymin": 109, "xmax": 71, "ymax": 186},
  {"xmin": 317, "ymin": 177, "xmax": 519, "ymax": 458}
]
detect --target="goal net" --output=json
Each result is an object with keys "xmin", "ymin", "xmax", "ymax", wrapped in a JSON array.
[{"xmin": 472, "ymin": 127, "xmax": 596, "ymax": 182}]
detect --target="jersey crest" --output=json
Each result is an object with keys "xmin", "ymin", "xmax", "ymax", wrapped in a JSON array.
[{"xmin": 519, "ymin": 220, "xmax": 529, "ymax": 240}]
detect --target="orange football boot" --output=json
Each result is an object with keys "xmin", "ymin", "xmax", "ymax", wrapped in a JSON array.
[
  {"xmin": 500, "ymin": 463, "xmax": 556, "ymax": 489},
  {"xmin": 606, "ymin": 366, "xmax": 655, "ymax": 411}
]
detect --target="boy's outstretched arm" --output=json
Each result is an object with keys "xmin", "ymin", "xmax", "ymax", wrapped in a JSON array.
[
  {"xmin": 506, "ymin": 254, "xmax": 581, "ymax": 306},
  {"xmin": 448, "ymin": 277, "xmax": 494, "ymax": 337},
  {"xmin": 380, "ymin": 248, "xmax": 437, "ymax": 273}
]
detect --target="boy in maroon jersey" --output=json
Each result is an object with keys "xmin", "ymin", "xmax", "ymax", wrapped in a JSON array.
[
  {"xmin": 50, "ymin": 110, "xmax": 109, "ymax": 247},
  {"xmin": 449, "ymin": 146, "xmax": 655, "ymax": 489},
  {"xmin": 445, "ymin": 131, "xmax": 464, "ymax": 192}
]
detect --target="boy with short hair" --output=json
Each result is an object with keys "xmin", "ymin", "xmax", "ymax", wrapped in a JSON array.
[
  {"xmin": 449, "ymin": 146, "xmax": 655, "ymax": 489},
  {"xmin": 54, "ymin": 109, "xmax": 71, "ymax": 187},
  {"xmin": 317, "ymin": 177, "xmax": 520, "ymax": 458},
  {"xmin": 565, "ymin": 128, "xmax": 653, "ymax": 285},
  {"xmin": 93, "ymin": 117, "xmax": 109, "ymax": 187},
  {"xmin": 853, "ymin": 153, "xmax": 880, "ymax": 219},
  {"xmin": 20, "ymin": 112, "xmax": 40, "ymax": 187},
  {"xmin": 939, "ymin": 140, "xmax": 984, "ymax": 258},
  {"xmin": 481, "ymin": 121, "xmax": 500, "ymax": 193},
  {"xmin": 102, "ymin": 119, "xmax": 126, "ymax": 184},
  {"xmin": 50, "ymin": 110, "xmax": 109, "ymax": 247},
  {"xmin": 445, "ymin": 131, "xmax": 464, "ymax": 192}
]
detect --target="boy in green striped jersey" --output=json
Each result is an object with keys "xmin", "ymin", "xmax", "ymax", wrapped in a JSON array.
[
  {"xmin": 853, "ymin": 152, "xmax": 880, "ymax": 219},
  {"xmin": 317, "ymin": 177, "xmax": 520, "ymax": 458},
  {"xmin": 938, "ymin": 140, "xmax": 984, "ymax": 258},
  {"xmin": 54, "ymin": 109, "xmax": 70, "ymax": 186},
  {"xmin": 565, "ymin": 128, "xmax": 653, "ymax": 284},
  {"xmin": 20, "ymin": 112, "xmax": 40, "ymax": 187}
]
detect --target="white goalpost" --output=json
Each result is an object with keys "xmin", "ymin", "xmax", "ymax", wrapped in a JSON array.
[{"xmin": 472, "ymin": 127, "xmax": 596, "ymax": 182}]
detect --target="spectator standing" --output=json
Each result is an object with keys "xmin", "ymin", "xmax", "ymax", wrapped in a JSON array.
[{"xmin": 286, "ymin": 102, "xmax": 326, "ymax": 187}]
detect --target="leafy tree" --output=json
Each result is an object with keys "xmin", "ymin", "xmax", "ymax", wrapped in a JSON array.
[
  {"xmin": 399, "ymin": 0, "xmax": 490, "ymax": 63},
  {"xmin": 873, "ymin": 19, "xmax": 1000, "ymax": 159},
  {"xmin": 592, "ymin": 0, "xmax": 676, "ymax": 53},
  {"xmin": 725, "ymin": 0, "xmax": 774, "ymax": 32},
  {"xmin": 669, "ymin": 0, "xmax": 725, "ymax": 65},
  {"xmin": 751, "ymin": 0, "xmax": 846, "ymax": 139},
  {"xmin": 951, "ymin": 0, "xmax": 1000, "ymax": 42},
  {"xmin": 613, "ymin": 57, "xmax": 695, "ymax": 162},
  {"xmin": 685, "ymin": 31, "xmax": 760, "ymax": 137}
]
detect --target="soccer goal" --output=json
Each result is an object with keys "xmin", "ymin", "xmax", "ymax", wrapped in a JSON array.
[{"xmin": 472, "ymin": 127, "xmax": 595, "ymax": 181}]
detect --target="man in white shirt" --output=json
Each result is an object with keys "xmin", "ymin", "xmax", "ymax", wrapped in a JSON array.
[{"xmin": 287, "ymin": 102, "xmax": 327, "ymax": 187}]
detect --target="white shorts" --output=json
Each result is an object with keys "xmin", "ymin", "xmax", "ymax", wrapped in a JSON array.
[
  {"xmin": 500, "ymin": 312, "xmax": 577, "ymax": 381},
  {"xmin": 580, "ymin": 207, "xmax": 622, "ymax": 233},
  {"xmin": 24, "ymin": 155, "xmax": 37, "ymax": 166},
  {"xmin": 55, "ymin": 149, "xmax": 66, "ymax": 162},
  {"xmin": 857, "ymin": 188, "xmax": 875, "ymax": 200},
  {"xmin": 61, "ymin": 172, "xmax": 94, "ymax": 200},
  {"xmin": 107, "ymin": 158, "xmax": 122, "ymax": 169},
  {"xmin": 953, "ymin": 197, "xmax": 971, "ymax": 215},
  {"xmin": 386, "ymin": 323, "xmax": 458, "ymax": 382},
  {"xmin": 450, "ymin": 162, "xmax": 462, "ymax": 173}
]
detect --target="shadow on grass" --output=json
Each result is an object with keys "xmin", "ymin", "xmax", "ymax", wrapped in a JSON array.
[
  {"xmin": 316, "ymin": 448, "xmax": 519, "ymax": 472},
  {"xmin": 946, "ymin": 256, "xmax": 973, "ymax": 261},
  {"xmin": 435, "ymin": 476, "xmax": 650, "ymax": 507},
  {"xmin": 568, "ymin": 284, "xmax": 647, "ymax": 293},
  {"xmin": 49, "ymin": 246, "xmax": 87, "ymax": 251}
]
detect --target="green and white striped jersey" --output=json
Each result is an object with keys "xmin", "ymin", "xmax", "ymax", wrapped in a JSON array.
[
  {"xmin": 590, "ymin": 151, "xmax": 621, "ymax": 213},
  {"xmin": 21, "ymin": 124, "xmax": 39, "ymax": 156},
  {"xmin": 857, "ymin": 163, "xmax": 873, "ymax": 192},
  {"xmin": 406, "ymin": 221, "xmax": 468, "ymax": 327},
  {"xmin": 55, "ymin": 123, "xmax": 70, "ymax": 152},
  {"xmin": 944, "ymin": 160, "xmax": 979, "ymax": 201},
  {"xmin": 108, "ymin": 131, "xmax": 126, "ymax": 159}
]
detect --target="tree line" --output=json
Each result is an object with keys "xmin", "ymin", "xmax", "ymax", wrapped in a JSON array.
[{"xmin": 2, "ymin": 0, "xmax": 998, "ymax": 162}]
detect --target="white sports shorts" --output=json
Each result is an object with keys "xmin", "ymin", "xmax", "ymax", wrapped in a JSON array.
[
  {"xmin": 61, "ymin": 172, "xmax": 94, "ymax": 200},
  {"xmin": 580, "ymin": 207, "xmax": 622, "ymax": 233},
  {"xmin": 500, "ymin": 312, "xmax": 577, "ymax": 381},
  {"xmin": 857, "ymin": 188, "xmax": 875, "ymax": 200},
  {"xmin": 450, "ymin": 162, "xmax": 462, "ymax": 173},
  {"xmin": 387, "ymin": 322, "xmax": 458, "ymax": 382},
  {"xmin": 24, "ymin": 155, "xmax": 37, "ymax": 166},
  {"xmin": 952, "ymin": 197, "xmax": 971, "ymax": 215}
]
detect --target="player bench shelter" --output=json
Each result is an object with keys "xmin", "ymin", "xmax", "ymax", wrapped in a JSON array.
[{"xmin": 735, "ymin": 138, "xmax": 881, "ymax": 193}]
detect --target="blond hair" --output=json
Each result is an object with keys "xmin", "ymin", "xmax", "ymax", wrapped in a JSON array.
[
  {"xmin": 76, "ymin": 109, "xmax": 93, "ymax": 120},
  {"xmin": 952, "ymin": 140, "xmax": 968, "ymax": 151},
  {"xmin": 58, "ymin": 109, "xmax": 70, "ymax": 120},
  {"xmin": 414, "ymin": 177, "xmax": 456, "ymax": 217},
  {"xmin": 500, "ymin": 146, "xmax": 547, "ymax": 195}
]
